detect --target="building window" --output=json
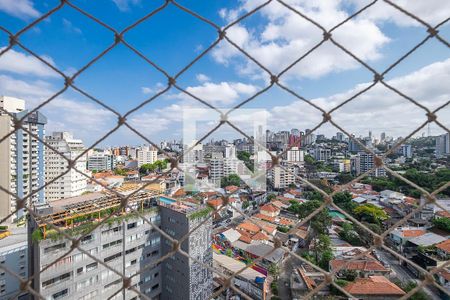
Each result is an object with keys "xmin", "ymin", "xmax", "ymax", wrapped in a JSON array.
[
  {"xmin": 42, "ymin": 272, "xmax": 71, "ymax": 288},
  {"xmin": 44, "ymin": 242, "xmax": 66, "ymax": 254},
  {"xmin": 86, "ymin": 262, "xmax": 97, "ymax": 272},
  {"xmin": 52, "ymin": 288, "xmax": 68, "ymax": 299},
  {"xmin": 127, "ymin": 222, "xmax": 137, "ymax": 230},
  {"xmin": 104, "ymin": 252, "xmax": 122, "ymax": 263}
]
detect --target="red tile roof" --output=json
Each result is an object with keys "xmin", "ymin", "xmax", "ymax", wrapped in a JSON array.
[
  {"xmin": 207, "ymin": 199, "xmax": 223, "ymax": 209},
  {"xmin": 237, "ymin": 222, "xmax": 261, "ymax": 234},
  {"xmin": 252, "ymin": 232, "xmax": 269, "ymax": 241},
  {"xmin": 260, "ymin": 204, "xmax": 280, "ymax": 213},
  {"xmin": 173, "ymin": 188, "xmax": 186, "ymax": 197},
  {"xmin": 436, "ymin": 239, "xmax": 450, "ymax": 253},
  {"xmin": 437, "ymin": 211, "xmax": 450, "ymax": 218},
  {"xmin": 254, "ymin": 213, "xmax": 276, "ymax": 223},
  {"xmin": 344, "ymin": 276, "xmax": 405, "ymax": 296},
  {"xmin": 402, "ymin": 229, "xmax": 426, "ymax": 238},
  {"xmin": 331, "ymin": 259, "xmax": 388, "ymax": 272},
  {"xmin": 225, "ymin": 185, "xmax": 239, "ymax": 193}
]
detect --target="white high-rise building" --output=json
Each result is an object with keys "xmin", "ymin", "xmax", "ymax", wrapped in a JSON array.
[
  {"xmin": 0, "ymin": 96, "xmax": 47, "ymax": 222},
  {"xmin": 286, "ymin": 147, "xmax": 304, "ymax": 163},
  {"xmin": 45, "ymin": 132, "xmax": 87, "ymax": 201},
  {"xmin": 137, "ymin": 146, "xmax": 158, "ymax": 167}
]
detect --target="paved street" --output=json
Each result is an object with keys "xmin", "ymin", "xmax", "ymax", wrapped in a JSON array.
[
  {"xmin": 377, "ymin": 248, "xmax": 441, "ymax": 300},
  {"xmin": 277, "ymin": 250, "xmax": 303, "ymax": 300}
]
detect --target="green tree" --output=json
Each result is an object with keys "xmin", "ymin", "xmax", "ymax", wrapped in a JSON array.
[
  {"xmin": 353, "ymin": 204, "xmax": 388, "ymax": 224},
  {"xmin": 237, "ymin": 151, "xmax": 254, "ymax": 172},
  {"xmin": 220, "ymin": 174, "xmax": 241, "ymax": 188},
  {"xmin": 267, "ymin": 194, "xmax": 276, "ymax": 201},
  {"xmin": 336, "ymin": 173, "xmax": 354, "ymax": 184},
  {"xmin": 432, "ymin": 217, "xmax": 450, "ymax": 232},
  {"xmin": 333, "ymin": 191, "xmax": 356, "ymax": 214},
  {"xmin": 276, "ymin": 225, "xmax": 290, "ymax": 233},
  {"xmin": 268, "ymin": 263, "xmax": 280, "ymax": 280},
  {"xmin": 402, "ymin": 281, "xmax": 428, "ymax": 300}
]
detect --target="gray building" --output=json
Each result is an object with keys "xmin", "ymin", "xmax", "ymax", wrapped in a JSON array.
[
  {"xmin": 28, "ymin": 192, "xmax": 162, "ymax": 300},
  {"xmin": 0, "ymin": 227, "xmax": 28, "ymax": 299},
  {"xmin": 436, "ymin": 132, "xmax": 450, "ymax": 158},
  {"xmin": 28, "ymin": 192, "xmax": 213, "ymax": 300},
  {"xmin": 87, "ymin": 153, "xmax": 116, "ymax": 171},
  {"xmin": 160, "ymin": 198, "xmax": 213, "ymax": 300}
]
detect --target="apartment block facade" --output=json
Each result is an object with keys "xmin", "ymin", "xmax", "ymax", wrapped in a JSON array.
[
  {"xmin": 45, "ymin": 132, "xmax": 87, "ymax": 201},
  {"xmin": 160, "ymin": 203, "xmax": 213, "ymax": 300},
  {"xmin": 29, "ymin": 193, "xmax": 213, "ymax": 300},
  {"xmin": 0, "ymin": 96, "xmax": 47, "ymax": 222}
]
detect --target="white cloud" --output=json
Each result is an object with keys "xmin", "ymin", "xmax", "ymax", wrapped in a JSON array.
[
  {"xmin": 196, "ymin": 73, "xmax": 210, "ymax": 83},
  {"xmin": 62, "ymin": 18, "xmax": 82, "ymax": 35},
  {"xmin": 173, "ymin": 81, "xmax": 259, "ymax": 106},
  {"xmin": 141, "ymin": 82, "xmax": 165, "ymax": 95},
  {"xmin": 0, "ymin": 0, "xmax": 40, "ymax": 20},
  {"xmin": 269, "ymin": 58, "xmax": 450, "ymax": 137},
  {"xmin": 0, "ymin": 48, "xmax": 58, "ymax": 78},
  {"xmin": 213, "ymin": 0, "xmax": 390, "ymax": 80},
  {"xmin": 112, "ymin": 0, "xmax": 141, "ymax": 12},
  {"xmin": 348, "ymin": 0, "xmax": 450, "ymax": 27},
  {"xmin": 0, "ymin": 74, "xmax": 116, "ymax": 144}
]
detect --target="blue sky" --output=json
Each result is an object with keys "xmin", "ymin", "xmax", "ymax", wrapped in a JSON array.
[{"xmin": 0, "ymin": 0, "xmax": 449, "ymax": 148}]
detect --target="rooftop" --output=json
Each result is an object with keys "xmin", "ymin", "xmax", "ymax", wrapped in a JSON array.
[
  {"xmin": 436, "ymin": 239, "xmax": 450, "ymax": 253},
  {"xmin": 213, "ymin": 253, "xmax": 266, "ymax": 281},
  {"xmin": 344, "ymin": 276, "xmax": 405, "ymax": 296},
  {"xmin": 408, "ymin": 232, "xmax": 447, "ymax": 247},
  {"xmin": 0, "ymin": 227, "xmax": 27, "ymax": 253}
]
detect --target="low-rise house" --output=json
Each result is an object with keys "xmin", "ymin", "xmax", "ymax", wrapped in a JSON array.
[
  {"xmin": 388, "ymin": 227, "xmax": 427, "ymax": 252},
  {"xmin": 343, "ymin": 276, "xmax": 405, "ymax": 299},
  {"xmin": 260, "ymin": 203, "xmax": 280, "ymax": 217},
  {"xmin": 436, "ymin": 239, "xmax": 450, "ymax": 260},
  {"xmin": 213, "ymin": 253, "xmax": 267, "ymax": 300},
  {"xmin": 330, "ymin": 258, "xmax": 390, "ymax": 278}
]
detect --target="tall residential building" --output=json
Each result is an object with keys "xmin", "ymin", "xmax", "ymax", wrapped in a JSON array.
[
  {"xmin": 45, "ymin": 132, "xmax": 87, "ymax": 201},
  {"xmin": 208, "ymin": 152, "xmax": 224, "ymax": 186},
  {"xmin": 270, "ymin": 164, "xmax": 295, "ymax": 189},
  {"xmin": 137, "ymin": 146, "xmax": 158, "ymax": 167},
  {"xmin": 28, "ymin": 192, "xmax": 162, "ymax": 300},
  {"xmin": 436, "ymin": 133, "xmax": 450, "ymax": 158},
  {"xmin": 399, "ymin": 144, "xmax": 412, "ymax": 159},
  {"xmin": 0, "ymin": 96, "xmax": 47, "ymax": 222},
  {"xmin": 87, "ymin": 153, "xmax": 116, "ymax": 171},
  {"xmin": 160, "ymin": 199, "xmax": 213, "ymax": 300},
  {"xmin": 352, "ymin": 152, "xmax": 386, "ymax": 177},
  {"xmin": 28, "ymin": 192, "xmax": 213, "ymax": 300}
]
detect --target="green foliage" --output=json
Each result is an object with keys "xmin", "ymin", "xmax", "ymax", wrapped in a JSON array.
[
  {"xmin": 362, "ymin": 168, "xmax": 450, "ymax": 197},
  {"xmin": 353, "ymin": 203, "xmax": 388, "ymax": 224},
  {"xmin": 237, "ymin": 151, "xmax": 254, "ymax": 172},
  {"xmin": 268, "ymin": 263, "xmax": 280, "ymax": 279},
  {"xmin": 289, "ymin": 200, "xmax": 332, "ymax": 235},
  {"xmin": 114, "ymin": 168, "xmax": 128, "ymax": 176},
  {"xmin": 311, "ymin": 234, "xmax": 334, "ymax": 270},
  {"xmin": 31, "ymin": 229, "xmax": 43, "ymax": 243},
  {"xmin": 341, "ymin": 269, "xmax": 358, "ymax": 281},
  {"xmin": 333, "ymin": 191, "xmax": 357, "ymax": 214},
  {"xmin": 0, "ymin": 225, "xmax": 8, "ymax": 231},
  {"xmin": 225, "ymin": 248, "xmax": 233, "ymax": 257},
  {"xmin": 139, "ymin": 159, "xmax": 169, "ymax": 175},
  {"xmin": 267, "ymin": 194, "xmax": 276, "ymax": 201},
  {"xmin": 432, "ymin": 217, "xmax": 450, "ymax": 232},
  {"xmin": 188, "ymin": 206, "xmax": 213, "ymax": 220},
  {"xmin": 338, "ymin": 222, "xmax": 362, "ymax": 246},
  {"xmin": 242, "ymin": 201, "xmax": 250, "ymax": 209},
  {"xmin": 302, "ymin": 191, "xmax": 324, "ymax": 201},
  {"xmin": 220, "ymin": 174, "xmax": 241, "ymax": 188},
  {"xmin": 276, "ymin": 225, "xmax": 290, "ymax": 233},
  {"xmin": 401, "ymin": 281, "xmax": 428, "ymax": 300},
  {"xmin": 336, "ymin": 173, "xmax": 354, "ymax": 184},
  {"xmin": 270, "ymin": 282, "xmax": 278, "ymax": 295}
]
